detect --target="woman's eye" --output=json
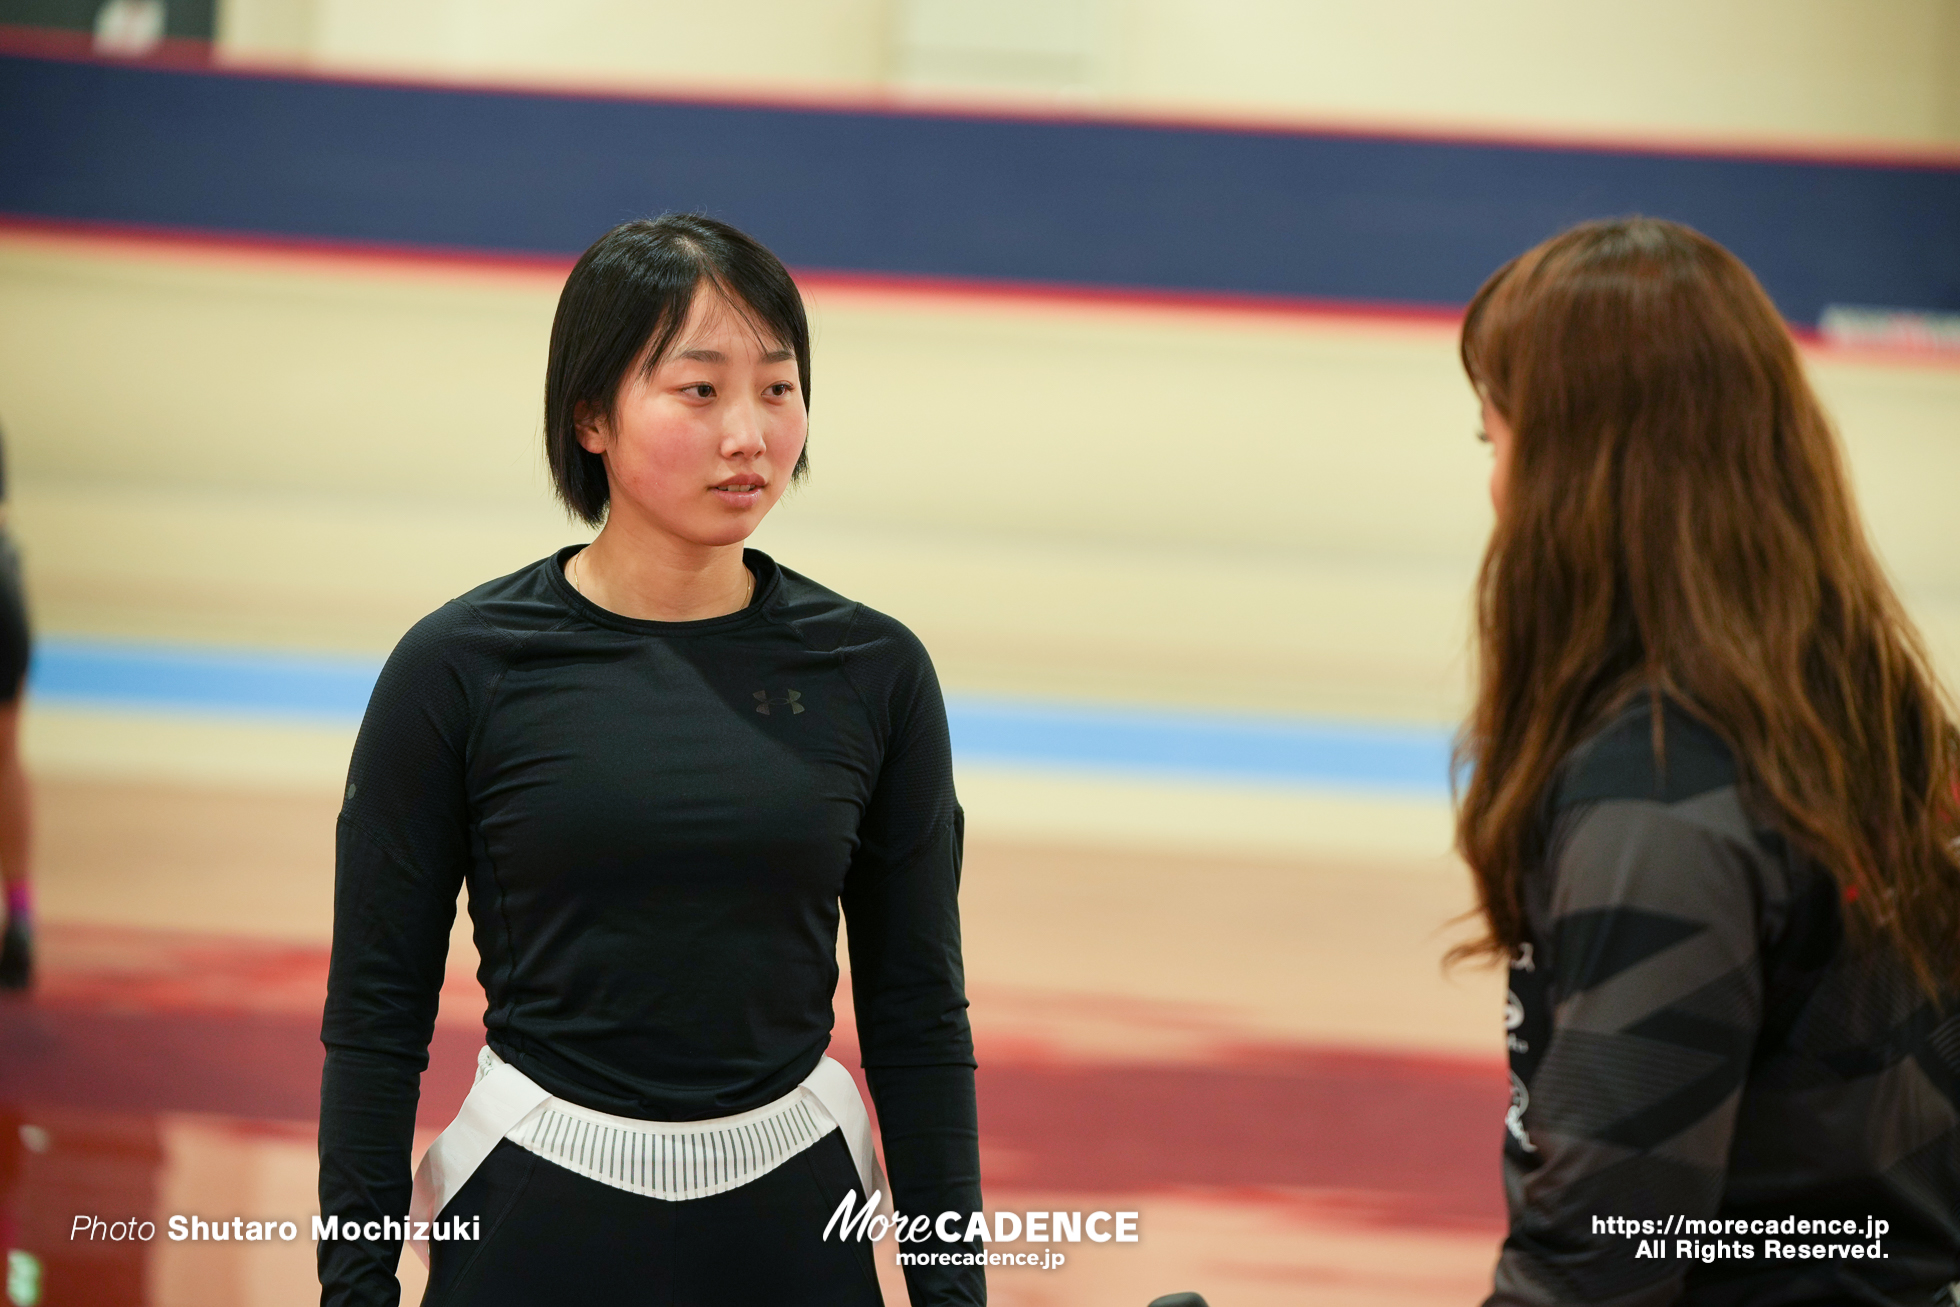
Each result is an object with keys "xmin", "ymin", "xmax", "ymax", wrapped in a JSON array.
[
  {"xmin": 683, "ymin": 383, "xmax": 715, "ymax": 399},
  {"xmin": 766, "ymin": 382, "xmax": 794, "ymax": 397}
]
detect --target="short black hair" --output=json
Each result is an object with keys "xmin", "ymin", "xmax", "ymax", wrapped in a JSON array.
[{"xmin": 544, "ymin": 214, "xmax": 811, "ymax": 525}]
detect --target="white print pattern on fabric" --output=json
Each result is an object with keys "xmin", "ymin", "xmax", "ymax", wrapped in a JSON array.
[
  {"xmin": 510, "ymin": 1084, "xmax": 836, "ymax": 1201},
  {"xmin": 409, "ymin": 1047, "xmax": 888, "ymax": 1264}
]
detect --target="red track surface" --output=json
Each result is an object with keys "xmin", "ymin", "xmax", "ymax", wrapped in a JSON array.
[{"xmin": 2, "ymin": 925, "xmax": 1505, "ymax": 1219}]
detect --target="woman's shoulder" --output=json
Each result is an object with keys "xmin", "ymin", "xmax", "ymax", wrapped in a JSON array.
[
  {"xmin": 1544, "ymin": 696, "xmax": 1758, "ymax": 887},
  {"xmin": 763, "ymin": 555, "xmax": 930, "ymax": 662},
  {"xmin": 384, "ymin": 554, "xmax": 572, "ymax": 673},
  {"xmin": 1542, "ymin": 696, "xmax": 1794, "ymax": 923},
  {"xmin": 1552, "ymin": 695, "xmax": 1739, "ymax": 815}
]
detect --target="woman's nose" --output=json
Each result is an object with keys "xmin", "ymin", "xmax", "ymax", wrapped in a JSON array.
[{"xmin": 721, "ymin": 404, "xmax": 767, "ymax": 455}]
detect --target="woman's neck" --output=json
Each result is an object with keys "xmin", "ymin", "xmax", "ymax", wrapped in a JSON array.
[{"xmin": 568, "ymin": 522, "xmax": 752, "ymax": 622}]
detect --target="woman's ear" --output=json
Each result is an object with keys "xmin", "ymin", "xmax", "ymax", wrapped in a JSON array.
[{"xmin": 573, "ymin": 400, "xmax": 611, "ymax": 455}]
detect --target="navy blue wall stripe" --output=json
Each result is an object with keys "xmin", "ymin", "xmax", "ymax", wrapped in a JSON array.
[
  {"xmin": 4, "ymin": 53, "xmax": 1957, "ymax": 321},
  {"xmin": 27, "ymin": 639, "xmax": 1453, "ymax": 793}
]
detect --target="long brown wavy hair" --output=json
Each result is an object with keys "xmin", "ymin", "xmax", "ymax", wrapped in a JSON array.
[{"xmin": 1452, "ymin": 216, "xmax": 1960, "ymax": 993}]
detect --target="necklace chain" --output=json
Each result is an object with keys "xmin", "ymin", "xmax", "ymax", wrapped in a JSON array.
[{"xmin": 568, "ymin": 549, "xmax": 754, "ymax": 613}]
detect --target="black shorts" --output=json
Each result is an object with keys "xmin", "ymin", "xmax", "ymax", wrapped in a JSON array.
[
  {"xmin": 0, "ymin": 535, "xmax": 27, "ymax": 704},
  {"xmin": 423, "ymin": 1131, "xmax": 883, "ymax": 1306}
]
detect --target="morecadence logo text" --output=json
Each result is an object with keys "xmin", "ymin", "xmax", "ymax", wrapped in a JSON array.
[{"xmin": 823, "ymin": 1189, "xmax": 1138, "ymax": 1269}]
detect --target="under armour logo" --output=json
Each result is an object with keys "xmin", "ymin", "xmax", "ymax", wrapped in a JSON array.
[{"xmin": 754, "ymin": 689, "xmax": 804, "ymax": 716}]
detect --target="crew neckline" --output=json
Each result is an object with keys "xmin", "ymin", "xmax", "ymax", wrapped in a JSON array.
[{"xmin": 546, "ymin": 544, "xmax": 779, "ymax": 635}]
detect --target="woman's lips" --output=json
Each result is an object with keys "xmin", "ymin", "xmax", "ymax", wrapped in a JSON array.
[{"xmin": 711, "ymin": 480, "xmax": 764, "ymax": 505}]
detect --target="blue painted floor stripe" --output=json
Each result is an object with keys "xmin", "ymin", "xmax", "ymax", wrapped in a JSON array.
[
  {"xmin": 946, "ymin": 697, "xmax": 1451, "ymax": 794},
  {"xmin": 26, "ymin": 638, "xmax": 1455, "ymax": 793},
  {"xmin": 29, "ymin": 638, "xmax": 383, "ymax": 723}
]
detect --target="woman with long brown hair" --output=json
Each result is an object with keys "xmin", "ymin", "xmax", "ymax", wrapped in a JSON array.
[{"xmin": 1455, "ymin": 216, "xmax": 1960, "ymax": 1305}]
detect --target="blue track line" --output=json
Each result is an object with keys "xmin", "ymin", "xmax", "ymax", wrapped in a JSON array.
[
  {"xmin": 27, "ymin": 638, "xmax": 1455, "ymax": 793},
  {"xmin": 29, "ymin": 638, "xmax": 383, "ymax": 722},
  {"xmin": 946, "ymin": 696, "xmax": 1450, "ymax": 794}
]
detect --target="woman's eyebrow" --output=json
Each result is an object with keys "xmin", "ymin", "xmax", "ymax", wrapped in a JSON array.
[{"xmin": 667, "ymin": 347, "xmax": 795, "ymax": 364}]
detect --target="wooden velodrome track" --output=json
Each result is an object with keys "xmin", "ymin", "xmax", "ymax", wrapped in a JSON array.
[
  {"xmin": 6, "ymin": 777, "xmax": 1502, "ymax": 1306},
  {"xmin": 0, "ymin": 229, "xmax": 1955, "ymax": 1305}
]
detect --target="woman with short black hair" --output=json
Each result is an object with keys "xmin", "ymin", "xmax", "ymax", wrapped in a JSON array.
[
  {"xmin": 319, "ymin": 214, "xmax": 984, "ymax": 1306},
  {"xmin": 1455, "ymin": 216, "xmax": 1960, "ymax": 1306}
]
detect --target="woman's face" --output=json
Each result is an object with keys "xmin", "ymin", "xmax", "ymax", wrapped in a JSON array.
[
  {"xmin": 577, "ymin": 287, "xmax": 807, "ymax": 549},
  {"xmin": 1480, "ymin": 394, "xmax": 1514, "ymax": 517}
]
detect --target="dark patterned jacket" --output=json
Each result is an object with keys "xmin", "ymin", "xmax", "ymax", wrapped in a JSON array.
[{"xmin": 1489, "ymin": 698, "xmax": 1960, "ymax": 1306}]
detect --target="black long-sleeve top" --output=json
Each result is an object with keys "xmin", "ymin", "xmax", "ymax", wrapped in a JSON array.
[
  {"xmin": 1490, "ymin": 697, "xmax": 1960, "ymax": 1306},
  {"xmin": 318, "ymin": 547, "xmax": 984, "ymax": 1305}
]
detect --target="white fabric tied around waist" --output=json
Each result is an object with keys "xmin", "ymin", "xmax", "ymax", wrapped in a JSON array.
[{"xmin": 408, "ymin": 1048, "xmax": 887, "ymax": 1264}]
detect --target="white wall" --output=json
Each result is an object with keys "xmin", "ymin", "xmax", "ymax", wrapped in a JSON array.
[
  {"xmin": 218, "ymin": 0, "xmax": 897, "ymax": 95},
  {"xmin": 1105, "ymin": 0, "xmax": 1960, "ymax": 147},
  {"xmin": 218, "ymin": 0, "xmax": 1960, "ymax": 148}
]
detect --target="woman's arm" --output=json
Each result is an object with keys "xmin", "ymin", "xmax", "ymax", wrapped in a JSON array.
[
  {"xmin": 1489, "ymin": 800, "xmax": 1767, "ymax": 1307},
  {"xmin": 319, "ymin": 607, "xmax": 487, "ymax": 1306},
  {"xmin": 839, "ymin": 611, "xmax": 984, "ymax": 1307}
]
